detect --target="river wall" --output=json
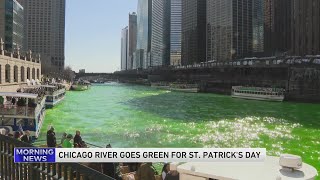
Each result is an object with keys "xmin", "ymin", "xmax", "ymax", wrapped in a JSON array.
[{"xmin": 116, "ymin": 66, "xmax": 320, "ymax": 103}]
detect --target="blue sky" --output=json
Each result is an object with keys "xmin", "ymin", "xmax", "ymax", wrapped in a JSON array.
[{"xmin": 65, "ymin": 0, "xmax": 137, "ymax": 73}]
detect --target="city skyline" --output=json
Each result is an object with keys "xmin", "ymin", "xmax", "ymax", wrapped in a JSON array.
[{"xmin": 66, "ymin": 0, "xmax": 137, "ymax": 73}]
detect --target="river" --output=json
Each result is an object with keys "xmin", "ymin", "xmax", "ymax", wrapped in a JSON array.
[{"xmin": 37, "ymin": 83, "xmax": 320, "ymax": 171}]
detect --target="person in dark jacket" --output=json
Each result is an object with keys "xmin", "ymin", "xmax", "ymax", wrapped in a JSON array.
[
  {"xmin": 102, "ymin": 144, "xmax": 116, "ymax": 178},
  {"xmin": 165, "ymin": 170, "xmax": 179, "ymax": 180},
  {"xmin": 74, "ymin": 130, "xmax": 84, "ymax": 147},
  {"xmin": 21, "ymin": 131, "xmax": 32, "ymax": 144},
  {"xmin": 47, "ymin": 126, "xmax": 56, "ymax": 147}
]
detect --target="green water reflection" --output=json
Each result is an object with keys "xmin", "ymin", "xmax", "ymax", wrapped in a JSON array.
[{"xmin": 38, "ymin": 83, "xmax": 320, "ymax": 172}]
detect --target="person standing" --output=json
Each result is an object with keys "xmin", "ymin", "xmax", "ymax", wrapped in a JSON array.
[
  {"xmin": 47, "ymin": 126, "xmax": 56, "ymax": 147},
  {"xmin": 60, "ymin": 132, "xmax": 67, "ymax": 146},
  {"xmin": 136, "ymin": 163, "xmax": 156, "ymax": 180},
  {"xmin": 162, "ymin": 163, "xmax": 170, "ymax": 180},
  {"xmin": 74, "ymin": 130, "xmax": 84, "ymax": 147},
  {"xmin": 21, "ymin": 131, "xmax": 32, "ymax": 144},
  {"xmin": 62, "ymin": 134, "xmax": 73, "ymax": 148}
]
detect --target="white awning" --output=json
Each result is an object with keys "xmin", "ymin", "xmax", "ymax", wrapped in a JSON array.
[{"xmin": 0, "ymin": 92, "xmax": 38, "ymax": 99}]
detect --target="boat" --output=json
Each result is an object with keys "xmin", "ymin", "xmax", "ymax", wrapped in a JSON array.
[
  {"xmin": 168, "ymin": 83, "xmax": 200, "ymax": 93},
  {"xmin": 231, "ymin": 86, "xmax": 285, "ymax": 102},
  {"xmin": 71, "ymin": 80, "xmax": 91, "ymax": 91},
  {"xmin": 20, "ymin": 84, "xmax": 66, "ymax": 108},
  {"xmin": 151, "ymin": 82, "xmax": 170, "ymax": 90},
  {"xmin": 172, "ymin": 155, "xmax": 318, "ymax": 180},
  {"xmin": 151, "ymin": 83, "xmax": 200, "ymax": 93},
  {"xmin": 0, "ymin": 92, "xmax": 46, "ymax": 139},
  {"xmin": 42, "ymin": 84, "xmax": 66, "ymax": 108}
]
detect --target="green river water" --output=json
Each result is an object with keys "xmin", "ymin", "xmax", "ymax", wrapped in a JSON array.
[{"xmin": 37, "ymin": 83, "xmax": 320, "ymax": 173}]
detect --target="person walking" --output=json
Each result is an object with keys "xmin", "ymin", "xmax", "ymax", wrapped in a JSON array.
[{"xmin": 47, "ymin": 126, "xmax": 56, "ymax": 147}]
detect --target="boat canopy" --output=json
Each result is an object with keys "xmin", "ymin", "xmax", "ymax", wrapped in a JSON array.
[{"xmin": 0, "ymin": 92, "xmax": 38, "ymax": 99}]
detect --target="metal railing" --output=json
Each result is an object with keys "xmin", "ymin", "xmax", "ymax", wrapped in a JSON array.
[{"xmin": 0, "ymin": 134, "xmax": 115, "ymax": 180}]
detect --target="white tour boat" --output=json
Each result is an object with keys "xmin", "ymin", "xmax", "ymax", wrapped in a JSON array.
[
  {"xmin": 232, "ymin": 86, "xmax": 285, "ymax": 102},
  {"xmin": 42, "ymin": 84, "xmax": 66, "ymax": 108},
  {"xmin": 0, "ymin": 92, "xmax": 46, "ymax": 139}
]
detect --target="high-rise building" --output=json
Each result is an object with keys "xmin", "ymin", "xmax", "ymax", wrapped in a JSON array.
[
  {"xmin": 121, "ymin": 26, "xmax": 128, "ymax": 71},
  {"xmin": 127, "ymin": 12, "xmax": 137, "ymax": 70},
  {"xmin": 264, "ymin": 0, "xmax": 292, "ymax": 56},
  {"xmin": 181, "ymin": 0, "xmax": 206, "ymax": 65},
  {"xmin": 291, "ymin": 0, "xmax": 320, "ymax": 56},
  {"xmin": 19, "ymin": 0, "xmax": 66, "ymax": 73},
  {"xmin": 150, "ymin": 0, "xmax": 170, "ymax": 67},
  {"xmin": 252, "ymin": 0, "xmax": 264, "ymax": 54},
  {"xmin": 169, "ymin": 0, "xmax": 182, "ymax": 66},
  {"xmin": 136, "ymin": 0, "xmax": 152, "ymax": 69},
  {"xmin": 207, "ymin": 0, "xmax": 264, "ymax": 61},
  {"xmin": 0, "ymin": 0, "xmax": 24, "ymax": 51}
]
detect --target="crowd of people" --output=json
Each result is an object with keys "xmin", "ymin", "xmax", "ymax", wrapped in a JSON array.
[
  {"xmin": 46, "ymin": 126, "xmax": 87, "ymax": 148},
  {"xmin": 5, "ymin": 130, "xmax": 33, "ymax": 144},
  {"xmin": 45, "ymin": 126, "xmax": 180, "ymax": 180}
]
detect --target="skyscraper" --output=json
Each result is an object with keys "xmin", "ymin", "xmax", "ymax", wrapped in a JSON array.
[
  {"xmin": 20, "ymin": 0, "xmax": 66, "ymax": 73},
  {"xmin": 136, "ymin": 0, "xmax": 152, "ymax": 69},
  {"xmin": 169, "ymin": 0, "xmax": 182, "ymax": 66},
  {"xmin": 0, "ymin": 0, "xmax": 24, "ymax": 51},
  {"xmin": 150, "ymin": 0, "xmax": 170, "ymax": 67},
  {"xmin": 264, "ymin": 0, "xmax": 292, "ymax": 56},
  {"xmin": 291, "ymin": 0, "xmax": 320, "ymax": 56},
  {"xmin": 181, "ymin": 0, "xmax": 206, "ymax": 65},
  {"xmin": 121, "ymin": 27, "xmax": 129, "ymax": 71},
  {"xmin": 207, "ymin": 0, "xmax": 264, "ymax": 61},
  {"xmin": 127, "ymin": 12, "xmax": 137, "ymax": 70}
]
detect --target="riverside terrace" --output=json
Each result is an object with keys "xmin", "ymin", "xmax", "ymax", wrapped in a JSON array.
[{"xmin": 0, "ymin": 39, "xmax": 41, "ymax": 87}]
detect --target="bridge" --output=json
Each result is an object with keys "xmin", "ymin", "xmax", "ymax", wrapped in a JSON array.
[{"xmin": 75, "ymin": 56, "xmax": 320, "ymax": 102}]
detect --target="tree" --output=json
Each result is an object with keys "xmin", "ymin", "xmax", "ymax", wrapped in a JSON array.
[{"xmin": 62, "ymin": 66, "xmax": 76, "ymax": 82}]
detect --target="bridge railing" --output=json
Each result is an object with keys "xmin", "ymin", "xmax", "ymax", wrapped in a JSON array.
[{"xmin": 0, "ymin": 134, "xmax": 115, "ymax": 180}]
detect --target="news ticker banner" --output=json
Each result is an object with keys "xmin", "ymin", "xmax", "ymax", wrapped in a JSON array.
[{"xmin": 14, "ymin": 148, "xmax": 266, "ymax": 163}]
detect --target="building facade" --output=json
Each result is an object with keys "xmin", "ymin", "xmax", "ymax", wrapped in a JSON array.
[
  {"xmin": 150, "ymin": 0, "xmax": 170, "ymax": 67},
  {"xmin": 207, "ymin": 0, "xmax": 264, "ymax": 61},
  {"xmin": 0, "ymin": 39, "xmax": 41, "ymax": 86},
  {"xmin": 20, "ymin": 0, "xmax": 65, "ymax": 73},
  {"xmin": 127, "ymin": 12, "xmax": 137, "ymax": 70},
  {"xmin": 169, "ymin": 0, "xmax": 182, "ymax": 66},
  {"xmin": 264, "ymin": 0, "xmax": 292, "ymax": 56},
  {"xmin": 181, "ymin": 0, "xmax": 206, "ymax": 65},
  {"xmin": 0, "ymin": 0, "xmax": 24, "ymax": 51},
  {"xmin": 136, "ymin": 0, "xmax": 152, "ymax": 69},
  {"xmin": 291, "ymin": 0, "xmax": 320, "ymax": 56},
  {"xmin": 121, "ymin": 27, "xmax": 128, "ymax": 71}
]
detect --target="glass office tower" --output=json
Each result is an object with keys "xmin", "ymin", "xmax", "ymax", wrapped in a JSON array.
[
  {"xmin": 181, "ymin": 0, "xmax": 207, "ymax": 65},
  {"xmin": 151, "ymin": 0, "xmax": 170, "ymax": 67},
  {"xmin": 170, "ymin": 0, "xmax": 182, "ymax": 66},
  {"xmin": 207, "ymin": 0, "xmax": 264, "ymax": 61},
  {"xmin": 136, "ymin": 0, "xmax": 152, "ymax": 69},
  {"xmin": 0, "ymin": 0, "xmax": 24, "ymax": 51}
]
